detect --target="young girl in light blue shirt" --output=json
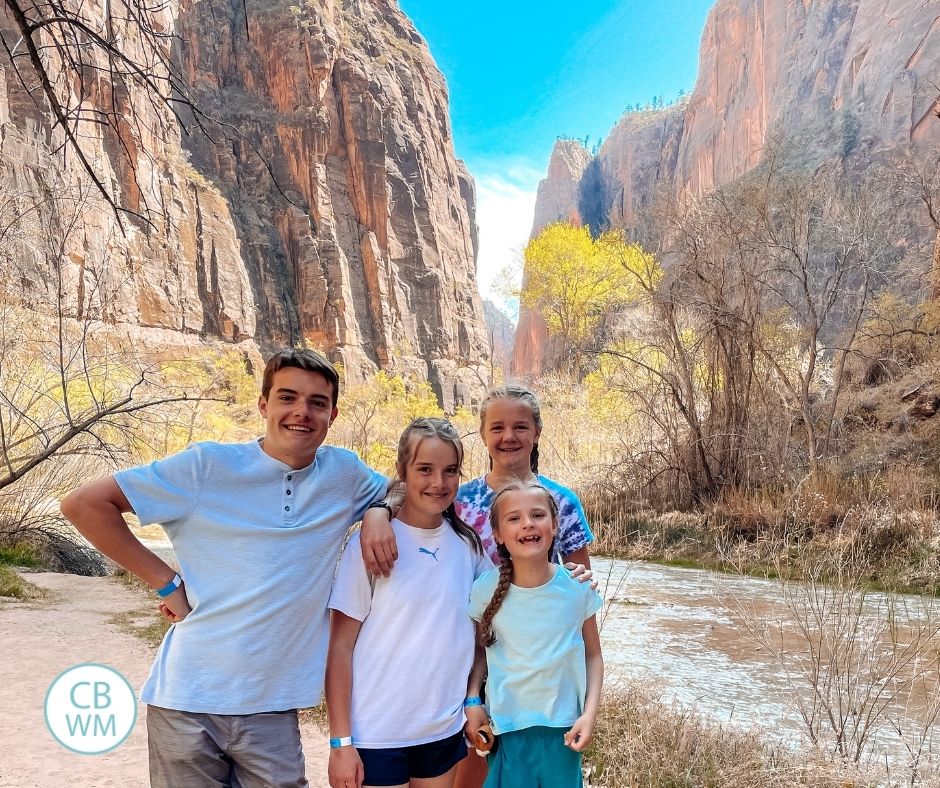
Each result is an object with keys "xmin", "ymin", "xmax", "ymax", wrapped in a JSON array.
[{"xmin": 468, "ymin": 481, "xmax": 604, "ymax": 788}]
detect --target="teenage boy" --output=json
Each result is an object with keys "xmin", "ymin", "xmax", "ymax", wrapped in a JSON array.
[{"xmin": 61, "ymin": 348, "xmax": 395, "ymax": 788}]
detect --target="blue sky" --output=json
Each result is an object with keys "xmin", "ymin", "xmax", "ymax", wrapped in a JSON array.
[{"xmin": 398, "ymin": 0, "xmax": 715, "ymax": 300}]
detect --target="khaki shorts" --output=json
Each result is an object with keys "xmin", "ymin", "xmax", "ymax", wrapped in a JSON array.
[{"xmin": 147, "ymin": 705, "xmax": 308, "ymax": 788}]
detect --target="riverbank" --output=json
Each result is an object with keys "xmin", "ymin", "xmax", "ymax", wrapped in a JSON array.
[
  {"xmin": 0, "ymin": 571, "xmax": 330, "ymax": 787},
  {"xmin": 589, "ymin": 499, "xmax": 940, "ymax": 596}
]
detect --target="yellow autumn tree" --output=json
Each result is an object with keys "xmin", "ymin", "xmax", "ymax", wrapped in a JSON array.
[
  {"xmin": 330, "ymin": 371, "xmax": 443, "ymax": 474},
  {"xmin": 521, "ymin": 223, "xmax": 660, "ymax": 375}
]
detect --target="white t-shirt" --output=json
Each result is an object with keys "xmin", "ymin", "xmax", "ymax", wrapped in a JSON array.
[
  {"xmin": 328, "ymin": 518, "xmax": 493, "ymax": 747},
  {"xmin": 114, "ymin": 439, "xmax": 387, "ymax": 714}
]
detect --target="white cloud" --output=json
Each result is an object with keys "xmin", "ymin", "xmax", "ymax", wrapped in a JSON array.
[{"xmin": 473, "ymin": 165, "xmax": 541, "ymax": 308}]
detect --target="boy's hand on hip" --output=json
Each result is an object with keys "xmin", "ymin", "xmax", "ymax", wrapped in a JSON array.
[
  {"xmin": 564, "ymin": 714, "xmax": 594, "ymax": 752},
  {"xmin": 157, "ymin": 584, "xmax": 192, "ymax": 622},
  {"xmin": 328, "ymin": 746, "xmax": 363, "ymax": 788}
]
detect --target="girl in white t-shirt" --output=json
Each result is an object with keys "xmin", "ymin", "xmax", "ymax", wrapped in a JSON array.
[
  {"xmin": 467, "ymin": 481, "xmax": 604, "ymax": 788},
  {"xmin": 326, "ymin": 417, "xmax": 492, "ymax": 788}
]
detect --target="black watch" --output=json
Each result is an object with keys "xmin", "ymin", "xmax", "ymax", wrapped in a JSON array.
[{"xmin": 366, "ymin": 500, "xmax": 393, "ymax": 515}]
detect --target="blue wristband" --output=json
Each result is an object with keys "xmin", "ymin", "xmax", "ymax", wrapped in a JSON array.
[
  {"xmin": 464, "ymin": 696, "xmax": 483, "ymax": 707},
  {"xmin": 330, "ymin": 736, "xmax": 353, "ymax": 748},
  {"xmin": 156, "ymin": 573, "xmax": 182, "ymax": 598}
]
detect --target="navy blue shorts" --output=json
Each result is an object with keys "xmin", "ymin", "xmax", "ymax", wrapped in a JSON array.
[{"xmin": 358, "ymin": 730, "xmax": 467, "ymax": 785}]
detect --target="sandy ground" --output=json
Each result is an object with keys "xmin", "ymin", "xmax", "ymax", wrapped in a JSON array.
[{"xmin": 0, "ymin": 572, "xmax": 330, "ymax": 788}]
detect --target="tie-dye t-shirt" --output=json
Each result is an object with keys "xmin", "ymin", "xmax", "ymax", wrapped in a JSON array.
[{"xmin": 455, "ymin": 475, "xmax": 593, "ymax": 565}]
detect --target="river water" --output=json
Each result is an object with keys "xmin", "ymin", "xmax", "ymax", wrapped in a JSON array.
[
  {"xmin": 139, "ymin": 527, "xmax": 940, "ymax": 770},
  {"xmin": 594, "ymin": 557, "xmax": 940, "ymax": 769}
]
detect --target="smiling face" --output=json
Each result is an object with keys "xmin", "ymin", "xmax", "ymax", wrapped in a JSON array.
[
  {"xmin": 492, "ymin": 486, "xmax": 557, "ymax": 562},
  {"xmin": 481, "ymin": 397, "xmax": 541, "ymax": 478},
  {"xmin": 396, "ymin": 436, "xmax": 460, "ymax": 529},
  {"xmin": 258, "ymin": 367, "xmax": 337, "ymax": 469}
]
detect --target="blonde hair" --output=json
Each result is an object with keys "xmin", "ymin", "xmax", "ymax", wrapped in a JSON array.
[
  {"xmin": 396, "ymin": 417, "xmax": 482, "ymax": 554},
  {"xmin": 477, "ymin": 481, "xmax": 558, "ymax": 647}
]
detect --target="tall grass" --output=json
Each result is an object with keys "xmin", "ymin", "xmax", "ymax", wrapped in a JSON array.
[
  {"xmin": 583, "ymin": 469, "xmax": 940, "ymax": 594},
  {"xmin": 586, "ymin": 682, "xmax": 882, "ymax": 787},
  {"xmin": 0, "ymin": 565, "xmax": 45, "ymax": 600}
]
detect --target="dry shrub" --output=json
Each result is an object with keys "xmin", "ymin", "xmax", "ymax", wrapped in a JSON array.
[
  {"xmin": 784, "ymin": 472, "xmax": 853, "ymax": 535},
  {"xmin": 586, "ymin": 681, "xmax": 875, "ymax": 787},
  {"xmin": 728, "ymin": 550, "xmax": 940, "ymax": 784},
  {"xmin": 878, "ymin": 465, "xmax": 940, "ymax": 512},
  {"xmin": 0, "ymin": 456, "xmax": 108, "ymax": 575},
  {"xmin": 853, "ymin": 295, "xmax": 940, "ymax": 373},
  {"xmin": 710, "ymin": 487, "xmax": 779, "ymax": 543},
  {"xmin": 588, "ymin": 506, "xmax": 707, "ymax": 560}
]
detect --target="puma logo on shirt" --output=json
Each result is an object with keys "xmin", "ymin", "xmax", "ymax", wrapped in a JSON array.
[{"xmin": 418, "ymin": 547, "xmax": 440, "ymax": 562}]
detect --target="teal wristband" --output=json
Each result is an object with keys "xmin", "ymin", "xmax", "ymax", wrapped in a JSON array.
[
  {"xmin": 156, "ymin": 573, "xmax": 182, "ymax": 598},
  {"xmin": 464, "ymin": 696, "xmax": 483, "ymax": 707},
  {"xmin": 330, "ymin": 736, "xmax": 353, "ymax": 748}
]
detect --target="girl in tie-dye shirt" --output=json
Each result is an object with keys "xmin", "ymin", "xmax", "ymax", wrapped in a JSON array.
[
  {"xmin": 456, "ymin": 475, "xmax": 591, "ymax": 565},
  {"xmin": 454, "ymin": 384, "xmax": 593, "ymax": 568}
]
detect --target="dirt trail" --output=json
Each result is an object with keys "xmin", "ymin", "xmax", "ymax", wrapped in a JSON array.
[{"xmin": 0, "ymin": 572, "xmax": 329, "ymax": 788}]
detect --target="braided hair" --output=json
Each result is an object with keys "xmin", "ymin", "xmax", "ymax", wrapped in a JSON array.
[
  {"xmin": 477, "ymin": 481, "xmax": 558, "ymax": 647},
  {"xmin": 479, "ymin": 385, "xmax": 543, "ymax": 474},
  {"xmin": 396, "ymin": 417, "xmax": 483, "ymax": 555}
]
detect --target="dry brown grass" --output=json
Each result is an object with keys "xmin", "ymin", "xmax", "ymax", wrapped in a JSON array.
[
  {"xmin": 586, "ymin": 682, "xmax": 882, "ymax": 787},
  {"xmin": 586, "ymin": 469, "xmax": 940, "ymax": 594}
]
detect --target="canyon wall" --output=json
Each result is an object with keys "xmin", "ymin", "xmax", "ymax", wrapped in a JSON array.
[
  {"xmin": 0, "ymin": 0, "xmax": 489, "ymax": 408},
  {"xmin": 514, "ymin": 0, "xmax": 940, "ymax": 376}
]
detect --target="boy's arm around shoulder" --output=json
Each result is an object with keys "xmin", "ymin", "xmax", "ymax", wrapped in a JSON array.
[
  {"xmin": 60, "ymin": 476, "xmax": 190, "ymax": 620},
  {"xmin": 358, "ymin": 478, "xmax": 402, "ymax": 578}
]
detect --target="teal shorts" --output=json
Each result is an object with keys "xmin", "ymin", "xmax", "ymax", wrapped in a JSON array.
[{"xmin": 484, "ymin": 726, "xmax": 582, "ymax": 788}]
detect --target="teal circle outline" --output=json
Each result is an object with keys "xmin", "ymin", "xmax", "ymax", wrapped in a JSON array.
[{"xmin": 44, "ymin": 662, "xmax": 139, "ymax": 755}]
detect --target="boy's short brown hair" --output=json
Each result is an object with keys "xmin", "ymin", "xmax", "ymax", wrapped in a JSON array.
[{"xmin": 261, "ymin": 348, "xmax": 340, "ymax": 407}]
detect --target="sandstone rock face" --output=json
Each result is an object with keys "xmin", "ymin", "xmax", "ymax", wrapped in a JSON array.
[
  {"xmin": 530, "ymin": 140, "xmax": 593, "ymax": 235},
  {"xmin": 481, "ymin": 298, "xmax": 515, "ymax": 379},
  {"xmin": 515, "ymin": 0, "xmax": 940, "ymax": 376},
  {"xmin": 0, "ymin": 0, "xmax": 489, "ymax": 409},
  {"xmin": 673, "ymin": 0, "xmax": 939, "ymax": 204}
]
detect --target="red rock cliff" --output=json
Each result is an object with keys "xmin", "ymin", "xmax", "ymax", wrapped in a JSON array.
[
  {"xmin": 514, "ymin": 0, "xmax": 940, "ymax": 376},
  {"xmin": 0, "ymin": 0, "xmax": 489, "ymax": 408}
]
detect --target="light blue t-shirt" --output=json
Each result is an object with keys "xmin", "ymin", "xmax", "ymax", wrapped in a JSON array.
[
  {"xmin": 115, "ymin": 439, "xmax": 386, "ymax": 714},
  {"xmin": 468, "ymin": 565, "xmax": 603, "ymax": 735}
]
